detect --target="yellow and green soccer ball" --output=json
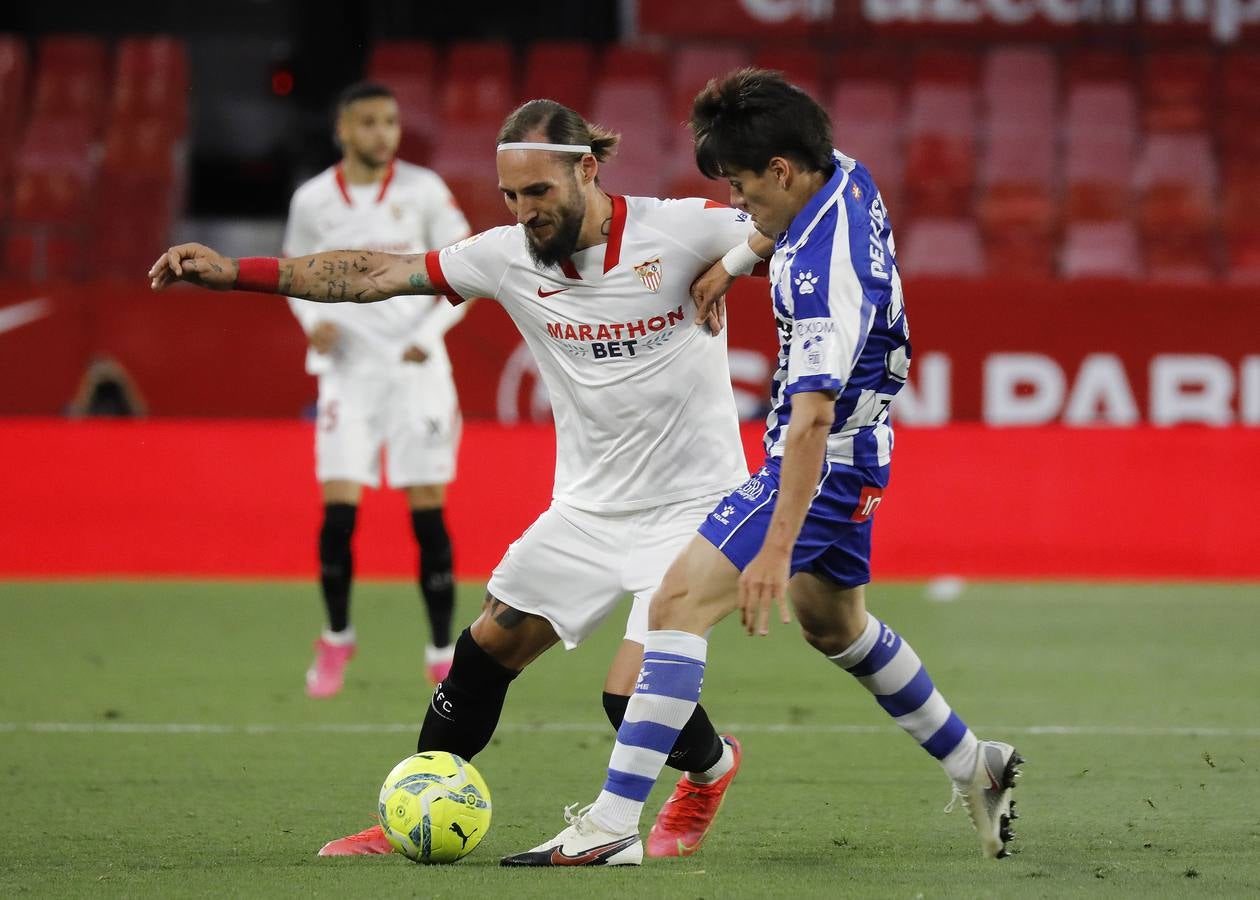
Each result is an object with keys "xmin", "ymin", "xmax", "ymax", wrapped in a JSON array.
[{"xmin": 378, "ymin": 751, "xmax": 492, "ymax": 864}]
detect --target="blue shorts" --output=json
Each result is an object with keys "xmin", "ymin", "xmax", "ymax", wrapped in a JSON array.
[{"xmin": 697, "ymin": 457, "xmax": 890, "ymax": 588}]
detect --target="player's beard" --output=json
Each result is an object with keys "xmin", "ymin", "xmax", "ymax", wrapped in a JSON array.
[{"xmin": 524, "ymin": 190, "xmax": 585, "ymax": 268}]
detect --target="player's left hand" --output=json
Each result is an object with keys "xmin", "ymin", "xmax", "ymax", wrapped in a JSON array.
[
  {"xmin": 738, "ymin": 548, "xmax": 792, "ymax": 636},
  {"xmin": 401, "ymin": 344, "xmax": 429, "ymax": 364},
  {"xmin": 690, "ymin": 260, "xmax": 732, "ymax": 336}
]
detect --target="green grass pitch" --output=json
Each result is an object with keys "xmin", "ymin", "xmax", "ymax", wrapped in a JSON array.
[{"xmin": 2, "ymin": 580, "xmax": 1258, "ymax": 898}]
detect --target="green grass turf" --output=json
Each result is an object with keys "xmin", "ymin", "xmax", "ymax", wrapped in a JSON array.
[{"xmin": 1, "ymin": 580, "xmax": 1258, "ymax": 898}]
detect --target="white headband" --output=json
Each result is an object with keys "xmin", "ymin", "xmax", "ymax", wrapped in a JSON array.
[{"xmin": 496, "ymin": 142, "xmax": 593, "ymax": 153}]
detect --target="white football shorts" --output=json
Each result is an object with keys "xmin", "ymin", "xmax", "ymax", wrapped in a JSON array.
[
  {"xmin": 314, "ymin": 365, "xmax": 460, "ymax": 488},
  {"xmin": 486, "ymin": 489, "xmax": 732, "ymax": 649}
]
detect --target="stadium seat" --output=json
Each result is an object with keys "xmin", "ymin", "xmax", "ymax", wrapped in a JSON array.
[
  {"xmin": 1219, "ymin": 51, "xmax": 1260, "ymax": 165},
  {"xmin": 912, "ymin": 49, "xmax": 981, "ymax": 85},
  {"xmin": 982, "ymin": 47, "xmax": 1057, "ymax": 144},
  {"xmin": 1142, "ymin": 50, "xmax": 1214, "ymax": 133},
  {"xmin": 15, "ymin": 117, "xmax": 97, "ymax": 176},
  {"xmin": 429, "ymin": 122, "xmax": 503, "ymax": 233},
  {"xmin": 898, "ymin": 219, "xmax": 985, "ymax": 277},
  {"xmin": 440, "ymin": 42, "xmax": 515, "ymax": 126},
  {"xmin": 669, "ymin": 44, "xmax": 749, "ymax": 135},
  {"xmin": 752, "ymin": 44, "xmax": 825, "ymax": 97},
  {"xmin": 599, "ymin": 45, "xmax": 667, "ymax": 88},
  {"xmin": 903, "ymin": 85, "xmax": 976, "ymax": 216},
  {"xmin": 368, "ymin": 41, "xmax": 437, "ymax": 81},
  {"xmin": 0, "ymin": 34, "xmax": 29, "ymax": 131},
  {"xmin": 1063, "ymin": 48, "xmax": 1132, "ymax": 87},
  {"xmin": 1061, "ymin": 221, "xmax": 1141, "ymax": 279},
  {"xmin": 111, "ymin": 37, "xmax": 190, "ymax": 133},
  {"xmin": 522, "ymin": 41, "xmax": 595, "ymax": 112},
  {"xmin": 1064, "ymin": 83, "xmax": 1137, "ymax": 222},
  {"xmin": 590, "ymin": 81, "xmax": 669, "ymax": 149},
  {"xmin": 829, "ymin": 81, "xmax": 903, "ymax": 201}
]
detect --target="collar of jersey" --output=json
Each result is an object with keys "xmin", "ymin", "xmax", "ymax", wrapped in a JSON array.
[
  {"xmin": 555, "ymin": 194, "xmax": 627, "ymax": 280},
  {"xmin": 782, "ymin": 150, "xmax": 846, "ymax": 250},
  {"xmin": 334, "ymin": 160, "xmax": 396, "ymax": 206}
]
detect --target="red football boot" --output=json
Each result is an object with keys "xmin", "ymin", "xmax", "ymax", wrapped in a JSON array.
[
  {"xmin": 647, "ymin": 735, "xmax": 742, "ymax": 858},
  {"xmin": 317, "ymin": 824, "xmax": 392, "ymax": 856}
]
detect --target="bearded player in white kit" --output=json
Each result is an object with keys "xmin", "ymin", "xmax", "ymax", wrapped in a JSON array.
[
  {"xmin": 151, "ymin": 99, "xmax": 775, "ymax": 859},
  {"xmin": 286, "ymin": 82, "xmax": 472, "ymax": 698}
]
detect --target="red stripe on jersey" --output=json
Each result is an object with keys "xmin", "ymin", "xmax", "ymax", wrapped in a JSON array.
[
  {"xmin": 560, "ymin": 258, "xmax": 582, "ymax": 280},
  {"xmin": 603, "ymin": 195, "xmax": 627, "ymax": 274},
  {"xmin": 703, "ymin": 200, "xmax": 729, "ymax": 209},
  {"xmin": 424, "ymin": 250, "xmax": 466, "ymax": 304},
  {"xmin": 375, "ymin": 160, "xmax": 396, "ymax": 204},
  {"xmin": 333, "ymin": 165, "xmax": 353, "ymax": 206}
]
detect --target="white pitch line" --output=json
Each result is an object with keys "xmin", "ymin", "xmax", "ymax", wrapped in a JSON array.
[{"xmin": 1, "ymin": 722, "xmax": 1258, "ymax": 738}]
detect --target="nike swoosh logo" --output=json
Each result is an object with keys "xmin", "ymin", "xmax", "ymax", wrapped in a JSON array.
[
  {"xmin": 537, "ymin": 287, "xmax": 570, "ymax": 298},
  {"xmin": 548, "ymin": 835, "xmax": 637, "ymax": 866},
  {"xmin": 0, "ymin": 297, "xmax": 52, "ymax": 336}
]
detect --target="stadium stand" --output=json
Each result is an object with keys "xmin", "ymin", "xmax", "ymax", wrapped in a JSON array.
[{"xmin": 0, "ymin": 35, "xmax": 1253, "ymax": 281}]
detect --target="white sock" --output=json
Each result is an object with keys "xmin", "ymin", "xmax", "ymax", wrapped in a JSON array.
[
  {"xmin": 322, "ymin": 626, "xmax": 355, "ymax": 645},
  {"xmin": 687, "ymin": 739, "xmax": 734, "ymax": 784}
]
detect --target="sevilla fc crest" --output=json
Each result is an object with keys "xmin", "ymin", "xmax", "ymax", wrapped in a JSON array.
[{"xmin": 634, "ymin": 257, "xmax": 663, "ymax": 293}]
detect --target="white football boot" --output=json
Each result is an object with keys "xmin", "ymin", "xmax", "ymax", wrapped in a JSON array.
[
  {"xmin": 948, "ymin": 740, "xmax": 1024, "ymax": 859},
  {"xmin": 500, "ymin": 803, "xmax": 643, "ymax": 867}
]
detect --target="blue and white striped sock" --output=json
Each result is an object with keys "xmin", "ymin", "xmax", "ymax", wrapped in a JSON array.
[
  {"xmin": 830, "ymin": 613, "xmax": 979, "ymax": 784},
  {"xmin": 588, "ymin": 630, "xmax": 708, "ymax": 834}
]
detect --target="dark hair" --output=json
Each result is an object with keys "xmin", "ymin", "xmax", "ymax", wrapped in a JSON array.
[
  {"xmin": 335, "ymin": 81, "xmax": 395, "ymax": 115},
  {"xmin": 497, "ymin": 99, "xmax": 620, "ymax": 164},
  {"xmin": 691, "ymin": 68, "xmax": 833, "ymax": 179}
]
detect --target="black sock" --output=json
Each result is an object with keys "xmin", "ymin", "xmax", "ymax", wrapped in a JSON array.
[
  {"xmin": 602, "ymin": 691, "xmax": 724, "ymax": 773},
  {"xmin": 411, "ymin": 507, "xmax": 455, "ymax": 648},
  {"xmin": 318, "ymin": 503, "xmax": 357, "ymax": 633},
  {"xmin": 417, "ymin": 628, "xmax": 518, "ymax": 758}
]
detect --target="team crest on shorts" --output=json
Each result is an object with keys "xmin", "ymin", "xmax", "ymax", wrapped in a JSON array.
[{"xmin": 634, "ymin": 257, "xmax": 663, "ymax": 293}]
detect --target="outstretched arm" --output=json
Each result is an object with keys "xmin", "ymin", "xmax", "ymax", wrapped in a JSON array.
[{"xmin": 148, "ymin": 243, "xmax": 437, "ymax": 303}]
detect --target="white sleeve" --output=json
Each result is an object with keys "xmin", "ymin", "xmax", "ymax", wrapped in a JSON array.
[
  {"xmin": 424, "ymin": 228, "xmax": 514, "ymax": 304},
  {"xmin": 282, "ymin": 192, "xmax": 324, "ymax": 332},
  {"xmin": 664, "ymin": 197, "xmax": 760, "ymax": 263}
]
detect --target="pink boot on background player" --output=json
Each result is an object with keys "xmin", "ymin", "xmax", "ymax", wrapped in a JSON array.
[
  {"xmin": 647, "ymin": 735, "xmax": 742, "ymax": 858},
  {"xmin": 425, "ymin": 642, "xmax": 455, "ymax": 685},
  {"xmin": 305, "ymin": 634, "xmax": 356, "ymax": 698},
  {"xmin": 318, "ymin": 823, "xmax": 392, "ymax": 856}
]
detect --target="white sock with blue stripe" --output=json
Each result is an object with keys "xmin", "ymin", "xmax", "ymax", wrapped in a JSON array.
[
  {"xmin": 588, "ymin": 629, "xmax": 708, "ymax": 834},
  {"xmin": 829, "ymin": 613, "xmax": 979, "ymax": 785}
]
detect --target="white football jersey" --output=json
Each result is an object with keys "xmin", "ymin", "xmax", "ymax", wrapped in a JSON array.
[
  {"xmin": 427, "ymin": 195, "xmax": 757, "ymax": 512},
  {"xmin": 284, "ymin": 160, "xmax": 471, "ymax": 375}
]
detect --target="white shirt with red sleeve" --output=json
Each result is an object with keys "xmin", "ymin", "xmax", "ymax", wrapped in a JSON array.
[
  {"xmin": 283, "ymin": 159, "xmax": 470, "ymax": 375},
  {"xmin": 425, "ymin": 195, "xmax": 758, "ymax": 513}
]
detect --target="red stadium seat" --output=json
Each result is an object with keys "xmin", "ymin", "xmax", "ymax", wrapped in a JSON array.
[
  {"xmin": 983, "ymin": 47, "xmax": 1057, "ymax": 144},
  {"xmin": 979, "ymin": 172, "xmax": 1058, "ymax": 280},
  {"xmin": 669, "ymin": 44, "xmax": 749, "ymax": 133},
  {"xmin": 752, "ymin": 44, "xmax": 825, "ymax": 97},
  {"xmin": 899, "ymin": 218, "xmax": 985, "ymax": 277},
  {"xmin": 1219, "ymin": 52, "xmax": 1260, "ymax": 165},
  {"xmin": 590, "ymin": 82, "xmax": 672, "ymax": 179},
  {"xmin": 441, "ymin": 42, "xmax": 515, "ymax": 126},
  {"xmin": 15, "ymin": 117, "xmax": 97, "ymax": 176},
  {"xmin": 834, "ymin": 49, "xmax": 898, "ymax": 86},
  {"xmin": 1142, "ymin": 50, "xmax": 1214, "ymax": 134},
  {"xmin": 599, "ymin": 45, "xmax": 667, "ymax": 88},
  {"xmin": 903, "ymin": 85, "xmax": 976, "ymax": 216},
  {"xmin": 1061, "ymin": 221, "xmax": 1141, "ymax": 279},
  {"xmin": 1063, "ymin": 49, "xmax": 1132, "ymax": 88},
  {"xmin": 111, "ymin": 37, "xmax": 190, "ymax": 133},
  {"xmin": 367, "ymin": 41, "xmax": 437, "ymax": 81},
  {"xmin": 523, "ymin": 41, "xmax": 595, "ymax": 113},
  {"xmin": 912, "ymin": 49, "xmax": 981, "ymax": 85}
]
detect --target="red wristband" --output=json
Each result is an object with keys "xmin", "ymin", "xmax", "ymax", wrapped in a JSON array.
[{"xmin": 235, "ymin": 257, "xmax": 280, "ymax": 293}]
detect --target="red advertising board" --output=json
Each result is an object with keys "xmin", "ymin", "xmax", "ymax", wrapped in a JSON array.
[
  {"xmin": 635, "ymin": 0, "xmax": 1260, "ymax": 44},
  {"xmin": 0, "ymin": 278, "xmax": 1257, "ymax": 425}
]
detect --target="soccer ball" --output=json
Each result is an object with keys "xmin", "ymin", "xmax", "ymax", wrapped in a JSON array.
[{"xmin": 378, "ymin": 751, "xmax": 492, "ymax": 864}]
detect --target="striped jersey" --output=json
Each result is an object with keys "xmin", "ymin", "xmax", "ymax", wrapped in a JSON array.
[{"xmin": 763, "ymin": 151, "xmax": 910, "ymax": 467}]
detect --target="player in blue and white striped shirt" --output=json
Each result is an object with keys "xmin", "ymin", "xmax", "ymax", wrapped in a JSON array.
[{"xmin": 504, "ymin": 69, "xmax": 1023, "ymax": 868}]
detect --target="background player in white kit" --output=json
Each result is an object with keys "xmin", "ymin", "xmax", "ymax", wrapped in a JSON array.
[
  {"xmin": 284, "ymin": 82, "xmax": 472, "ymax": 698},
  {"xmin": 149, "ymin": 99, "xmax": 774, "ymax": 858}
]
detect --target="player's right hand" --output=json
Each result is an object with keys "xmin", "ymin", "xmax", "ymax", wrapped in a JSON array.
[
  {"xmin": 309, "ymin": 321, "xmax": 339, "ymax": 354},
  {"xmin": 148, "ymin": 243, "xmax": 238, "ymax": 292}
]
